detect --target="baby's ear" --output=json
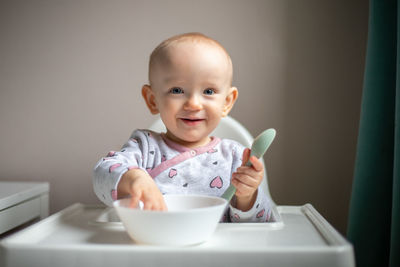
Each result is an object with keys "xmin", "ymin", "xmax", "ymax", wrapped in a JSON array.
[
  {"xmin": 222, "ymin": 87, "xmax": 238, "ymax": 117},
  {"xmin": 142, "ymin": 85, "xmax": 159, "ymax": 114}
]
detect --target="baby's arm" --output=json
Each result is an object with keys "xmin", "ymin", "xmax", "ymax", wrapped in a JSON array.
[
  {"xmin": 228, "ymin": 145, "xmax": 273, "ymax": 222},
  {"xmin": 118, "ymin": 168, "xmax": 167, "ymax": 211},
  {"xmin": 231, "ymin": 148, "xmax": 264, "ymax": 211},
  {"xmin": 93, "ymin": 129, "xmax": 166, "ymax": 209}
]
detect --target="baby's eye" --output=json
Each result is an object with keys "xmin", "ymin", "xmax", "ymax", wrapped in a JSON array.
[
  {"xmin": 169, "ymin": 87, "xmax": 183, "ymax": 94},
  {"xmin": 203, "ymin": 88, "xmax": 215, "ymax": 95}
]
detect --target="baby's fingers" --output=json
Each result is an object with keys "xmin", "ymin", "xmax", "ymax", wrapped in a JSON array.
[
  {"xmin": 232, "ymin": 173, "xmax": 260, "ymax": 189},
  {"xmin": 141, "ymin": 193, "xmax": 168, "ymax": 211},
  {"xmin": 248, "ymin": 156, "xmax": 263, "ymax": 172},
  {"xmin": 143, "ymin": 200, "xmax": 155, "ymax": 210},
  {"xmin": 235, "ymin": 166, "xmax": 261, "ymax": 180},
  {"xmin": 241, "ymin": 148, "xmax": 251, "ymax": 166},
  {"xmin": 130, "ymin": 193, "xmax": 141, "ymax": 209},
  {"xmin": 232, "ymin": 178, "xmax": 255, "ymax": 197},
  {"xmin": 160, "ymin": 198, "xmax": 168, "ymax": 211}
]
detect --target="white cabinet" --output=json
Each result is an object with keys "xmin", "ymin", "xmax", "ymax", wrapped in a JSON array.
[{"xmin": 0, "ymin": 182, "xmax": 49, "ymax": 235}]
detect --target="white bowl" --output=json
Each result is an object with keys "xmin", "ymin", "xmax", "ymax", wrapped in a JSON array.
[{"xmin": 113, "ymin": 194, "xmax": 228, "ymax": 246}]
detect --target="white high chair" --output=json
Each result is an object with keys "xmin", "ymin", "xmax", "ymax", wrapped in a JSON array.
[
  {"xmin": 0, "ymin": 116, "xmax": 355, "ymax": 267},
  {"xmin": 149, "ymin": 115, "xmax": 281, "ymax": 223}
]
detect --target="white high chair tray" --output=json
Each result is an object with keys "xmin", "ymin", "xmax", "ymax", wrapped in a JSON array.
[{"xmin": 0, "ymin": 203, "xmax": 354, "ymax": 267}]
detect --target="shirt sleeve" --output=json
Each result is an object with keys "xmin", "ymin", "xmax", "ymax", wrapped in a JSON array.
[
  {"xmin": 228, "ymin": 143, "xmax": 274, "ymax": 222},
  {"xmin": 92, "ymin": 129, "xmax": 150, "ymax": 206},
  {"xmin": 229, "ymin": 187, "xmax": 273, "ymax": 222}
]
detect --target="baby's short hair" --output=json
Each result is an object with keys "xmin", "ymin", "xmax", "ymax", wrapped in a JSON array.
[{"xmin": 148, "ymin": 32, "xmax": 233, "ymax": 85}]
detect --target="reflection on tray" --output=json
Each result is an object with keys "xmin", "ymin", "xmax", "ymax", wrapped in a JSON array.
[{"xmin": 89, "ymin": 208, "xmax": 122, "ymax": 226}]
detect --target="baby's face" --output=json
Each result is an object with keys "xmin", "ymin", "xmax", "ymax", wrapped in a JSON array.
[{"xmin": 147, "ymin": 42, "xmax": 237, "ymax": 147}]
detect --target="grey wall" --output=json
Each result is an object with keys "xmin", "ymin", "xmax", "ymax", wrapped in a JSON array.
[{"xmin": 0, "ymin": 0, "xmax": 368, "ymax": 234}]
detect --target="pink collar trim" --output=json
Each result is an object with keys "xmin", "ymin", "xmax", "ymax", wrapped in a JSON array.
[{"xmin": 161, "ymin": 134, "xmax": 221, "ymax": 154}]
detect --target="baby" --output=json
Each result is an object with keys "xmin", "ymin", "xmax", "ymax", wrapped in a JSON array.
[{"xmin": 93, "ymin": 32, "xmax": 272, "ymax": 222}]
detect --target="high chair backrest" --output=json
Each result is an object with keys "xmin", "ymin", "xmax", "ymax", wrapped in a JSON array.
[{"xmin": 149, "ymin": 116, "xmax": 280, "ymax": 222}]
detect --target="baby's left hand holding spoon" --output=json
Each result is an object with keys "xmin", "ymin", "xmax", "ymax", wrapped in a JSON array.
[{"xmin": 231, "ymin": 148, "xmax": 264, "ymax": 211}]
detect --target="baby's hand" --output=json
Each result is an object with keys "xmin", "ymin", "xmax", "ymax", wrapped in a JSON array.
[
  {"xmin": 231, "ymin": 148, "xmax": 264, "ymax": 211},
  {"xmin": 118, "ymin": 169, "xmax": 167, "ymax": 211}
]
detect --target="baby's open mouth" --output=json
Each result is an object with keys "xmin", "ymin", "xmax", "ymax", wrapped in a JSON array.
[
  {"xmin": 180, "ymin": 118, "xmax": 205, "ymax": 125},
  {"xmin": 182, "ymin": 118, "xmax": 203, "ymax": 122}
]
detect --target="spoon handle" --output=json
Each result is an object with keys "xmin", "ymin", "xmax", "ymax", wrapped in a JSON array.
[
  {"xmin": 245, "ymin": 150, "xmax": 257, "ymax": 167},
  {"xmin": 221, "ymin": 149, "xmax": 258, "ymax": 200},
  {"xmin": 221, "ymin": 185, "xmax": 237, "ymax": 202},
  {"xmin": 221, "ymin": 128, "xmax": 276, "ymax": 202}
]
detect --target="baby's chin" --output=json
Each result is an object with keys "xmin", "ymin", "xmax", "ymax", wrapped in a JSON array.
[{"xmin": 174, "ymin": 135, "xmax": 212, "ymax": 147}]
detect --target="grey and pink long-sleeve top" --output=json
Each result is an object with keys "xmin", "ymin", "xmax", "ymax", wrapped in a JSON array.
[{"xmin": 93, "ymin": 129, "xmax": 272, "ymax": 222}]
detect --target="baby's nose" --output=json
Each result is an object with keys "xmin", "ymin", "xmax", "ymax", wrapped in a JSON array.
[{"xmin": 184, "ymin": 94, "xmax": 203, "ymax": 110}]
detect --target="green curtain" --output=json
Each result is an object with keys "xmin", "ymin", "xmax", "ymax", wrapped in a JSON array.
[{"xmin": 347, "ymin": 0, "xmax": 400, "ymax": 267}]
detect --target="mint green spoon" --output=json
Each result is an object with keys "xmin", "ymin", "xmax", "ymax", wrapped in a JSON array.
[{"xmin": 221, "ymin": 128, "xmax": 276, "ymax": 201}]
